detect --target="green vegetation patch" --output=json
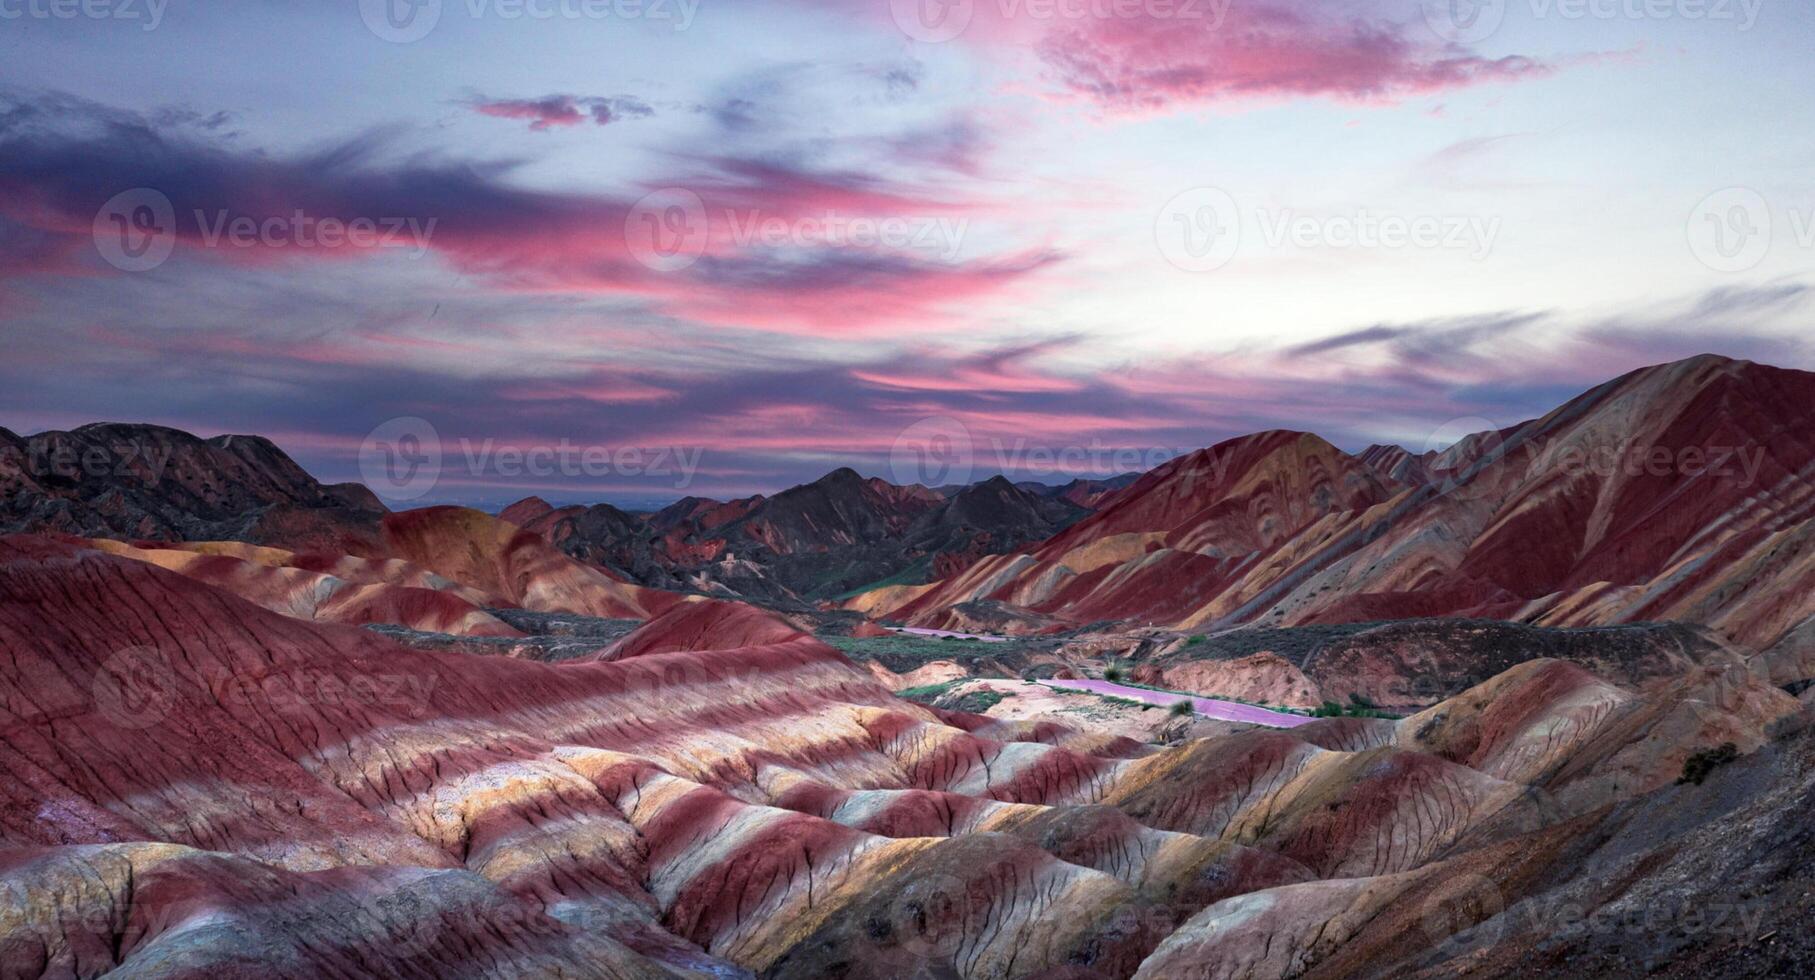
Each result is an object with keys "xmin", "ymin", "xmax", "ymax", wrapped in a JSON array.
[
  {"xmin": 942, "ymin": 689, "xmax": 1012, "ymax": 714},
  {"xmin": 896, "ymin": 681, "xmax": 961, "ymax": 704},
  {"xmin": 1309, "ymin": 694, "xmax": 1402, "ymax": 719},
  {"xmin": 824, "ymin": 633, "xmax": 1036, "ymax": 671},
  {"xmin": 896, "ymin": 680, "xmax": 1015, "ymax": 714}
]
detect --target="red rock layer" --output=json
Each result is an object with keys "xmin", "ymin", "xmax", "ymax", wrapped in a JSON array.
[
  {"xmin": 2, "ymin": 533, "xmax": 1806, "ymax": 978},
  {"xmin": 860, "ymin": 356, "xmax": 1815, "ymax": 653}
]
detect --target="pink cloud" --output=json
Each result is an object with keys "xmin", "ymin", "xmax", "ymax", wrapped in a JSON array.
[
  {"xmin": 467, "ymin": 94, "xmax": 655, "ymax": 131},
  {"xmin": 817, "ymin": 0, "xmax": 1556, "ymax": 114},
  {"xmin": 1036, "ymin": 5, "xmax": 1549, "ymax": 113}
]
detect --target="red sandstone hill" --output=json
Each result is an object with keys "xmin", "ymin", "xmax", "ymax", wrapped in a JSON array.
[
  {"xmin": 2, "ymin": 533, "xmax": 1810, "ymax": 977},
  {"xmin": 595, "ymin": 596, "xmax": 807, "ymax": 659},
  {"xmin": 0, "ymin": 427, "xmax": 688, "ymax": 630},
  {"xmin": 858, "ymin": 355, "xmax": 1815, "ymax": 653},
  {"xmin": 363, "ymin": 505, "xmax": 671, "ymax": 620}
]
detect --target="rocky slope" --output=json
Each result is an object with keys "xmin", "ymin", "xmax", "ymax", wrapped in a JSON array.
[
  {"xmin": 505, "ymin": 469, "xmax": 1089, "ymax": 604},
  {"xmin": 857, "ymin": 356, "xmax": 1815, "ymax": 654},
  {"xmin": 0, "ymin": 423, "xmax": 384, "ymax": 548},
  {"xmin": 1139, "ymin": 618, "xmax": 1738, "ymax": 711},
  {"xmin": 3, "ymin": 534, "xmax": 1808, "ymax": 978}
]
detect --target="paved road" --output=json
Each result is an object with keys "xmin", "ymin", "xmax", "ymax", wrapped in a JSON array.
[
  {"xmin": 886, "ymin": 626, "xmax": 1010, "ymax": 644},
  {"xmin": 1039, "ymin": 678, "xmax": 1311, "ymax": 728}
]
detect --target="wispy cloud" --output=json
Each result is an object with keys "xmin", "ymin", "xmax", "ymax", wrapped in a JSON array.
[{"xmin": 466, "ymin": 93, "xmax": 655, "ymax": 131}]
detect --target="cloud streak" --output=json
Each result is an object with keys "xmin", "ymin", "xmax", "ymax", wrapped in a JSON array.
[
  {"xmin": 0, "ymin": 92, "xmax": 1049, "ymax": 336},
  {"xmin": 467, "ymin": 94, "xmax": 655, "ymax": 130},
  {"xmin": 1036, "ymin": 4, "xmax": 1549, "ymax": 113}
]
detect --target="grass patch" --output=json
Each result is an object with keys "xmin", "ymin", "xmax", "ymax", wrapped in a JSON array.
[
  {"xmin": 897, "ymin": 681, "xmax": 1014, "ymax": 714},
  {"xmin": 943, "ymin": 689, "xmax": 1012, "ymax": 714},
  {"xmin": 1308, "ymin": 694, "xmax": 1402, "ymax": 719},
  {"xmin": 825, "ymin": 633, "xmax": 1022, "ymax": 668},
  {"xmin": 896, "ymin": 681, "xmax": 960, "ymax": 704}
]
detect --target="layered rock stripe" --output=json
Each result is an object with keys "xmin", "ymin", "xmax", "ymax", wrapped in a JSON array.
[{"xmin": 4, "ymin": 536, "xmax": 1803, "ymax": 977}]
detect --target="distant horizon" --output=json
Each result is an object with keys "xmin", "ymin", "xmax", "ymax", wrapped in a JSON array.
[{"xmin": 9, "ymin": 350, "xmax": 1798, "ymax": 511}]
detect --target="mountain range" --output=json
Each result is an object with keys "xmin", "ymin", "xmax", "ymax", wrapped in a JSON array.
[
  {"xmin": 1, "ymin": 353, "xmax": 1812, "ymax": 978},
  {"xmin": 856, "ymin": 354, "xmax": 1815, "ymax": 657}
]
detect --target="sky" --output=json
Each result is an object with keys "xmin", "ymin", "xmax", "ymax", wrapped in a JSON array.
[{"xmin": 1, "ymin": 0, "xmax": 1812, "ymax": 508}]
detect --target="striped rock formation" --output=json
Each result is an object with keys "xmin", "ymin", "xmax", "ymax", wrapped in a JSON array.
[
  {"xmin": 83, "ymin": 537, "xmax": 522, "ymax": 636},
  {"xmin": 4, "ymin": 534, "xmax": 1805, "ymax": 977},
  {"xmin": 856, "ymin": 356, "xmax": 1815, "ymax": 655}
]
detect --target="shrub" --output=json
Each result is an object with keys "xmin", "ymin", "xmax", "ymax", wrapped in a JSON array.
[
  {"xmin": 1104, "ymin": 665, "xmax": 1126, "ymax": 683},
  {"xmin": 1186, "ymin": 635, "xmax": 1206, "ymax": 646},
  {"xmin": 1677, "ymin": 742, "xmax": 1740, "ymax": 785},
  {"xmin": 1169, "ymin": 700, "xmax": 1195, "ymax": 717}
]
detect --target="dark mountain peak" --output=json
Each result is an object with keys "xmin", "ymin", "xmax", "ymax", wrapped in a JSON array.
[
  {"xmin": 812, "ymin": 466, "xmax": 868, "ymax": 490},
  {"xmin": 0, "ymin": 421, "xmax": 384, "ymax": 546}
]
